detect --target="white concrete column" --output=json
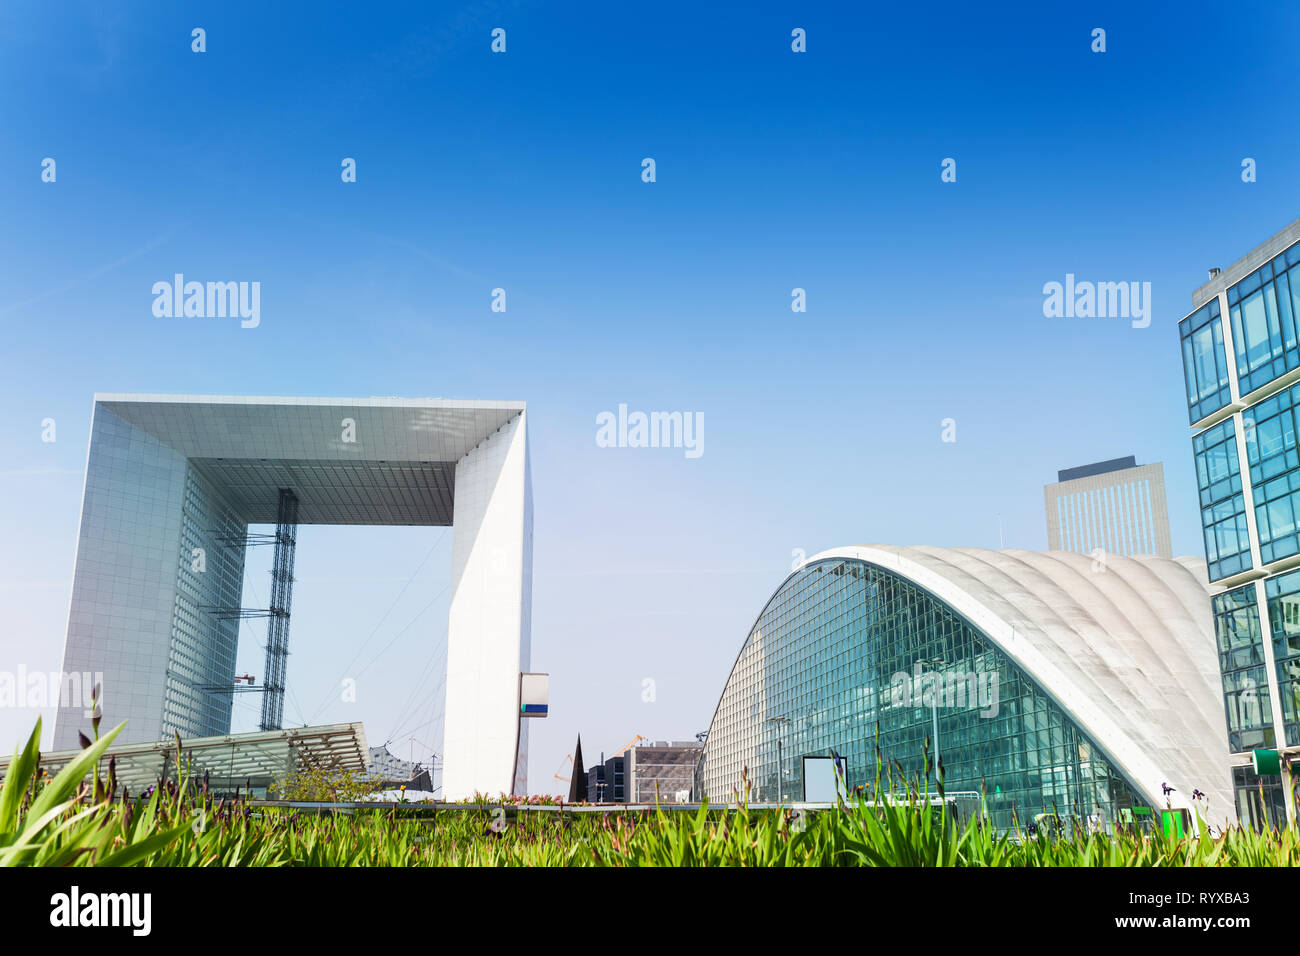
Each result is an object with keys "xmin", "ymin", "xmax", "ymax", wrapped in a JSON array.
[{"xmin": 442, "ymin": 411, "xmax": 533, "ymax": 799}]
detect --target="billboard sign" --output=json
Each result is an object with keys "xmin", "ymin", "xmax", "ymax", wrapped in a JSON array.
[{"xmin": 520, "ymin": 672, "xmax": 549, "ymax": 717}]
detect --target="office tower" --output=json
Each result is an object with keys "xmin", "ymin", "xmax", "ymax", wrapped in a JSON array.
[
  {"xmin": 1178, "ymin": 217, "xmax": 1300, "ymax": 827},
  {"xmin": 1044, "ymin": 456, "xmax": 1173, "ymax": 558}
]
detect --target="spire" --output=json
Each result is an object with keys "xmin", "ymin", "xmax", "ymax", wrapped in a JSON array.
[{"xmin": 568, "ymin": 734, "xmax": 586, "ymax": 803}]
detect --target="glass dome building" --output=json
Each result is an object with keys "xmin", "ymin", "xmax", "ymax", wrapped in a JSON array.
[{"xmin": 699, "ymin": 546, "xmax": 1234, "ymax": 831}]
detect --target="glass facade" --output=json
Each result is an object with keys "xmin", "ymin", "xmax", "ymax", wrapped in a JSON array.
[
  {"xmin": 56, "ymin": 405, "xmax": 193, "ymax": 749},
  {"xmin": 1211, "ymin": 584, "xmax": 1275, "ymax": 752},
  {"xmin": 1227, "ymin": 244, "xmax": 1300, "ymax": 396},
  {"xmin": 701, "ymin": 559, "xmax": 1149, "ymax": 831},
  {"xmin": 1181, "ymin": 231, "xmax": 1300, "ymax": 829},
  {"xmin": 58, "ymin": 406, "xmax": 250, "ymax": 744},
  {"xmin": 1192, "ymin": 418, "xmax": 1251, "ymax": 581},
  {"xmin": 163, "ymin": 466, "xmax": 246, "ymax": 739},
  {"xmin": 1180, "ymin": 297, "xmax": 1232, "ymax": 424},
  {"xmin": 1264, "ymin": 568, "xmax": 1300, "ymax": 747},
  {"xmin": 1232, "ymin": 766, "xmax": 1290, "ymax": 832},
  {"xmin": 1243, "ymin": 382, "xmax": 1300, "ymax": 564}
]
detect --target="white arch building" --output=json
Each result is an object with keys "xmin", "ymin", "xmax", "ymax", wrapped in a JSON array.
[{"xmin": 54, "ymin": 394, "xmax": 532, "ymax": 799}]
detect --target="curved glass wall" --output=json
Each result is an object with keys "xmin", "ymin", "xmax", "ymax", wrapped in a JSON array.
[{"xmin": 701, "ymin": 558, "xmax": 1150, "ymax": 830}]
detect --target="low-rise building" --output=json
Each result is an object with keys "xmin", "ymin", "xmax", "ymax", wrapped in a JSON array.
[{"xmin": 626, "ymin": 741, "xmax": 703, "ymax": 803}]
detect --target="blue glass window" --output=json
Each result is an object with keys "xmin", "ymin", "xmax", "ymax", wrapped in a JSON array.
[
  {"xmin": 1232, "ymin": 766, "xmax": 1287, "ymax": 832},
  {"xmin": 1265, "ymin": 569, "xmax": 1300, "ymax": 747},
  {"xmin": 1227, "ymin": 247, "xmax": 1300, "ymax": 396},
  {"xmin": 1179, "ymin": 298, "xmax": 1231, "ymax": 424},
  {"xmin": 1213, "ymin": 585, "xmax": 1274, "ymax": 752},
  {"xmin": 1243, "ymin": 384, "xmax": 1300, "ymax": 564},
  {"xmin": 1193, "ymin": 418, "xmax": 1251, "ymax": 580}
]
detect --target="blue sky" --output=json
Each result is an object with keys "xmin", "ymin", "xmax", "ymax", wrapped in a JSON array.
[{"xmin": 1, "ymin": 0, "xmax": 1298, "ymax": 790}]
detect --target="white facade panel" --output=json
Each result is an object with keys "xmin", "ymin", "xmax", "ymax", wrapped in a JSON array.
[
  {"xmin": 55, "ymin": 405, "xmax": 191, "ymax": 749},
  {"xmin": 443, "ymin": 411, "xmax": 532, "ymax": 800}
]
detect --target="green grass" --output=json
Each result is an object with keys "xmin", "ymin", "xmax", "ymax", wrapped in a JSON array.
[{"xmin": 2, "ymin": 718, "xmax": 1296, "ymax": 866}]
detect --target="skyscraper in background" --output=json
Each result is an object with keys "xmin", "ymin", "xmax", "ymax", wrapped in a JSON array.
[
  {"xmin": 1044, "ymin": 456, "xmax": 1173, "ymax": 558},
  {"xmin": 1179, "ymin": 216, "xmax": 1300, "ymax": 829}
]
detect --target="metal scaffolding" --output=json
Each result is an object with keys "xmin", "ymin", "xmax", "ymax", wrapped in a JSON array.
[{"xmin": 259, "ymin": 489, "xmax": 299, "ymax": 731}]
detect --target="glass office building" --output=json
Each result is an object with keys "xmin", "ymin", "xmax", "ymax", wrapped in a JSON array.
[
  {"xmin": 699, "ymin": 546, "xmax": 1233, "ymax": 832},
  {"xmin": 1178, "ymin": 218, "xmax": 1300, "ymax": 828}
]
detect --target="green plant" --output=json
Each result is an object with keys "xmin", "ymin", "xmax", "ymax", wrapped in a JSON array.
[
  {"xmin": 269, "ymin": 765, "xmax": 381, "ymax": 803},
  {"xmin": 0, "ymin": 715, "xmax": 1296, "ymax": 867}
]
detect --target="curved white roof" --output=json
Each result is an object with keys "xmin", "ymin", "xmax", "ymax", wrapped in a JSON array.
[{"xmin": 799, "ymin": 546, "xmax": 1234, "ymax": 825}]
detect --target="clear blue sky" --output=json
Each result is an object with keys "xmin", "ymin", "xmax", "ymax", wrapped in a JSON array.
[{"xmin": 1, "ymin": 0, "xmax": 1298, "ymax": 791}]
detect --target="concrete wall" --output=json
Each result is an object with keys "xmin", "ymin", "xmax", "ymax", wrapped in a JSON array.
[{"xmin": 442, "ymin": 411, "xmax": 532, "ymax": 799}]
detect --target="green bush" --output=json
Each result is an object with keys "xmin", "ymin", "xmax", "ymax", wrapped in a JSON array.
[
  {"xmin": 269, "ymin": 766, "xmax": 381, "ymax": 803},
  {"xmin": 1, "ymin": 718, "xmax": 1295, "ymax": 867}
]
